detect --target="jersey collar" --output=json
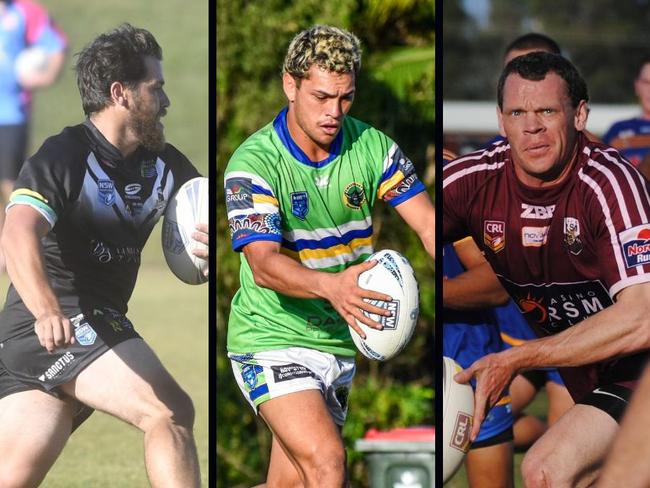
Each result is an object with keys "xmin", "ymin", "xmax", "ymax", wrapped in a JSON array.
[
  {"xmin": 273, "ymin": 107, "xmax": 343, "ymax": 168},
  {"xmin": 83, "ymin": 119, "xmax": 153, "ymax": 170}
]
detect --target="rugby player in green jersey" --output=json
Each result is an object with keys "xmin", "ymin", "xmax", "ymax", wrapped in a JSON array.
[{"xmin": 224, "ymin": 25, "xmax": 434, "ymax": 487}]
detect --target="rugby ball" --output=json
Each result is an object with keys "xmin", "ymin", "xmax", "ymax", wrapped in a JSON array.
[
  {"xmin": 443, "ymin": 356, "xmax": 474, "ymax": 484},
  {"xmin": 15, "ymin": 47, "xmax": 48, "ymax": 79},
  {"xmin": 350, "ymin": 249, "xmax": 419, "ymax": 361},
  {"xmin": 162, "ymin": 177, "xmax": 208, "ymax": 285}
]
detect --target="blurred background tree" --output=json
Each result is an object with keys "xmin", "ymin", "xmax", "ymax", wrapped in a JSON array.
[
  {"xmin": 444, "ymin": 0, "xmax": 650, "ymax": 103},
  {"xmin": 216, "ymin": 1, "xmax": 434, "ymax": 486}
]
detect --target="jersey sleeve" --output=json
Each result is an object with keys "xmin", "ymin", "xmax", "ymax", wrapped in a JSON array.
[
  {"xmin": 224, "ymin": 150, "xmax": 282, "ymax": 252},
  {"xmin": 582, "ymin": 146, "xmax": 650, "ymax": 297},
  {"xmin": 8, "ymin": 134, "xmax": 83, "ymax": 228},
  {"xmin": 18, "ymin": 0, "xmax": 67, "ymax": 52},
  {"xmin": 377, "ymin": 142, "xmax": 426, "ymax": 206},
  {"xmin": 442, "ymin": 157, "xmax": 474, "ymax": 244}
]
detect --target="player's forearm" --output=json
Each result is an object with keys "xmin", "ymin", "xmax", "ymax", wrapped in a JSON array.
[
  {"xmin": 247, "ymin": 251, "xmax": 334, "ymax": 300},
  {"xmin": 2, "ymin": 224, "xmax": 61, "ymax": 318},
  {"xmin": 443, "ymin": 265, "xmax": 509, "ymax": 310},
  {"xmin": 504, "ymin": 291, "xmax": 650, "ymax": 371}
]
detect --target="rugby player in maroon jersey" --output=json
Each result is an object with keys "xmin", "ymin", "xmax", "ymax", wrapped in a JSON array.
[{"xmin": 445, "ymin": 51, "xmax": 650, "ymax": 487}]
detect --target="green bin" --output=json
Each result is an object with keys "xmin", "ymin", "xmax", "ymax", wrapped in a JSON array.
[{"xmin": 355, "ymin": 426, "xmax": 435, "ymax": 488}]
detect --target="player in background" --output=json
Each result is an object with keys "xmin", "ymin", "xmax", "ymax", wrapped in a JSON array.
[
  {"xmin": 0, "ymin": 24, "xmax": 207, "ymax": 487},
  {"xmin": 603, "ymin": 56, "xmax": 650, "ymax": 179},
  {"xmin": 443, "ymin": 147, "xmax": 514, "ymax": 488},
  {"xmin": 446, "ymin": 52, "xmax": 650, "ymax": 487},
  {"xmin": 0, "ymin": 0, "xmax": 67, "ymax": 272},
  {"xmin": 224, "ymin": 25, "xmax": 434, "ymax": 487}
]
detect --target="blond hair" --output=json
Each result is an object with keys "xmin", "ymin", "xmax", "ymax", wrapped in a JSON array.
[{"xmin": 283, "ymin": 25, "xmax": 361, "ymax": 80}]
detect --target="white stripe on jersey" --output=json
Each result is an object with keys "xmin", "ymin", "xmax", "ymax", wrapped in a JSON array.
[
  {"xmin": 283, "ymin": 216, "xmax": 373, "ymax": 243},
  {"xmin": 442, "ymin": 145, "xmax": 509, "ymax": 189},
  {"xmin": 583, "ymin": 146, "xmax": 650, "ymax": 278},
  {"xmin": 225, "ymin": 170, "xmax": 276, "ymax": 195},
  {"xmin": 381, "ymin": 143, "xmax": 398, "ymax": 174},
  {"xmin": 578, "ymin": 169, "xmax": 629, "ymax": 283}
]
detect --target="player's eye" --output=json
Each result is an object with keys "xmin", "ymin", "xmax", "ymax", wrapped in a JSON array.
[{"xmin": 511, "ymin": 110, "xmax": 522, "ymax": 117}]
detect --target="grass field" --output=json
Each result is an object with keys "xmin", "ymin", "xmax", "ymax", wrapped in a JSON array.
[
  {"xmin": 2, "ymin": 1, "xmax": 209, "ymax": 486},
  {"xmin": 445, "ymin": 390, "xmax": 549, "ymax": 487}
]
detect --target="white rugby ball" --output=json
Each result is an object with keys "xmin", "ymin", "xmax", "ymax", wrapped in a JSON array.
[
  {"xmin": 443, "ymin": 356, "xmax": 475, "ymax": 484},
  {"xmin": 15, "ymin": 47, "xmax": 48, "ymax": 79},
  {"xmin": 350, "ymin": 249, "xmax": 419, "ymax": 361},
  {"xmin": 162, "ymin": 176, "xmax": 208, "ymax": 285}
]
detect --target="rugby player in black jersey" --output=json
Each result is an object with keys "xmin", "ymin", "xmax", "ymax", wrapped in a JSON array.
[{"xmin": 0, "ymin": 24, "xmax": 207, "ymax": 487}]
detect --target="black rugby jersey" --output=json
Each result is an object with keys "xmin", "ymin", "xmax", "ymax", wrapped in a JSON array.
[{"xmin": 0, "ymin": 120, "xmax": 200, "ymax": 341}]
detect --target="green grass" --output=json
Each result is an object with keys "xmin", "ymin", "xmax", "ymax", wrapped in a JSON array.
[
  {"xmin": 445, "ymin": 390, "xmax": 549, "ymax": 487},
  {"xmin": 1, "ymin": 1, "xmax": 209, "ymax": 486}
]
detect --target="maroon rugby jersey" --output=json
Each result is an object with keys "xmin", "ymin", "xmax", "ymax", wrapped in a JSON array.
[{"xmin": 443, "ymin": 133, "xmax": 650, "ymax": 401}]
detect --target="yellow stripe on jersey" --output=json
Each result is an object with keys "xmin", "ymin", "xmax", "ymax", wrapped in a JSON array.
[
  {"xmin": 500, "ymin": 331, "xmax": 526, "ymax": 347},
  {"xmin": 377, "ymin": 170, "xmax": 405, "ymax": 199},
  {"xmin": 495, "ymin": 395, "xmax": 512, "ymax": 406},
  {"xmin": 281, "ymin": 236, "xmax": 374, "ymax": 262},
  {"xmin": 10, "ymin": 188, "xmax": 49, "ymax": 204},
  {"xmin": 253, "ymin": 194, "xmax": 278, "ymax": 206}
]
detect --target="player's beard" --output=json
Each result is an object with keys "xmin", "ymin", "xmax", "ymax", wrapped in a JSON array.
[{"xmin": 130, "ymin": 97, "xmax": 166, "ymax": 152}]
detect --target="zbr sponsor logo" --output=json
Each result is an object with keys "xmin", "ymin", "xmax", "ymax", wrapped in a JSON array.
[
  {"xmin": 620, "ymin": 225, "xmax": 650, "ymax": 268},
  {"xmin": 521, "ymin": 203, "xmax": 555, "ymax": 219},
  {"xmin": 484, "ymin": 220, "xmax": 505, "ymax": 253}
]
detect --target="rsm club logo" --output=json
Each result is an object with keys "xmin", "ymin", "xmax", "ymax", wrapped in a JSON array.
[{"xmin": 500, "ymin": 277, "xmax": 612, "ymax": 335}]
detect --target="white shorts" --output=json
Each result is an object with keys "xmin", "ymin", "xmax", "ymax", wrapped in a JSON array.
[{"xmin": 229, "ymin": 347, "xmax": 356, "ymax": 426}]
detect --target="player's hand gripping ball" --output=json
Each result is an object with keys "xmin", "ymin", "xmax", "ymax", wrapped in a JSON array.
[
  {"xmin": 350, "ymin": 249, "xmax": 419, "ymax": 361},
  {"xmin": 162, "ymin": 177, "xmax": 209, "ymax": 285}
]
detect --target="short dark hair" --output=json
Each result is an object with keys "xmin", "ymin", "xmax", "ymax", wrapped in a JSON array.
[
  {"xmin": 504, "ymin": 33, "xmax": 561, "ymax": 59},
  {"xmin": 75, "ymin": 23, "xmax": 162, "ymax": 116},
  {"xmin": 497, "ymin": 52, "xmax": 588, "ymax": 109}
]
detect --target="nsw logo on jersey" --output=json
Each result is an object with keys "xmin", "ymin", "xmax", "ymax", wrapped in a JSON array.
[
  {"xmin": 484, "ymin": 220, "xmax": 505, "ymax": 253},
  {"xmin": 291, "ymin": 191, "xmax": 309, "ymax": 220},
  {"xmin": 620, "ymin": 225, "xmax": 650, "ymax": 268},
  {"xmin": 98, "ymin": 179, "xmax": 115, "ymax": 206}
]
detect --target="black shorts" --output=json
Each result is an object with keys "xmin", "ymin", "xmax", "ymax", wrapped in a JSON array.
[
  {"xmin": 470, "ymin": 426, "xmax": 514, "ymax": 450},
  {"xmin": 578, "ymin": 383, "xmax": 634, "ymax": 423},
  {"xmin": 0, "ymin": 123, "xmax": 28, "ymax": 181},
  {"xmin": 0, "ymin": 306, "xmax": 140, "ymax": 396}
]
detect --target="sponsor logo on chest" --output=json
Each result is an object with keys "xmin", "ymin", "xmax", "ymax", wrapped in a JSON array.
[
  {"xmin": 502, "ymin": 279, "xmax": 612, "ymax": 334},
  {"xmin": 521, "ymin": 203, "xmax": 556, "ymax": 219},
  {"xmin": 522, "ymin": 226, "xmax": 549, "ymax": 247}
]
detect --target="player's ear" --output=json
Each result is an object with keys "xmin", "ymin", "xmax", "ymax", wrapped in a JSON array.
[
  {"xmin": 109, "ymin": 81, "xmax": 129, "ymax": 108},
  {"xmin": 574, "ymin": 100, "xmax": 588, "ymax": 131},
  {"xmin": 497, "ymin": 106, "xmax": 506, "ymax": 138},
  {"xmin": 282, "ymin": 73, "xmax": 298, "ymax": 104}
]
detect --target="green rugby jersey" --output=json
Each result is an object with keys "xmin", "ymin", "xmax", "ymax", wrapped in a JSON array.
[{"xmin": 224, "ymin": 108, "xmax": 425, "ymax": 356}]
